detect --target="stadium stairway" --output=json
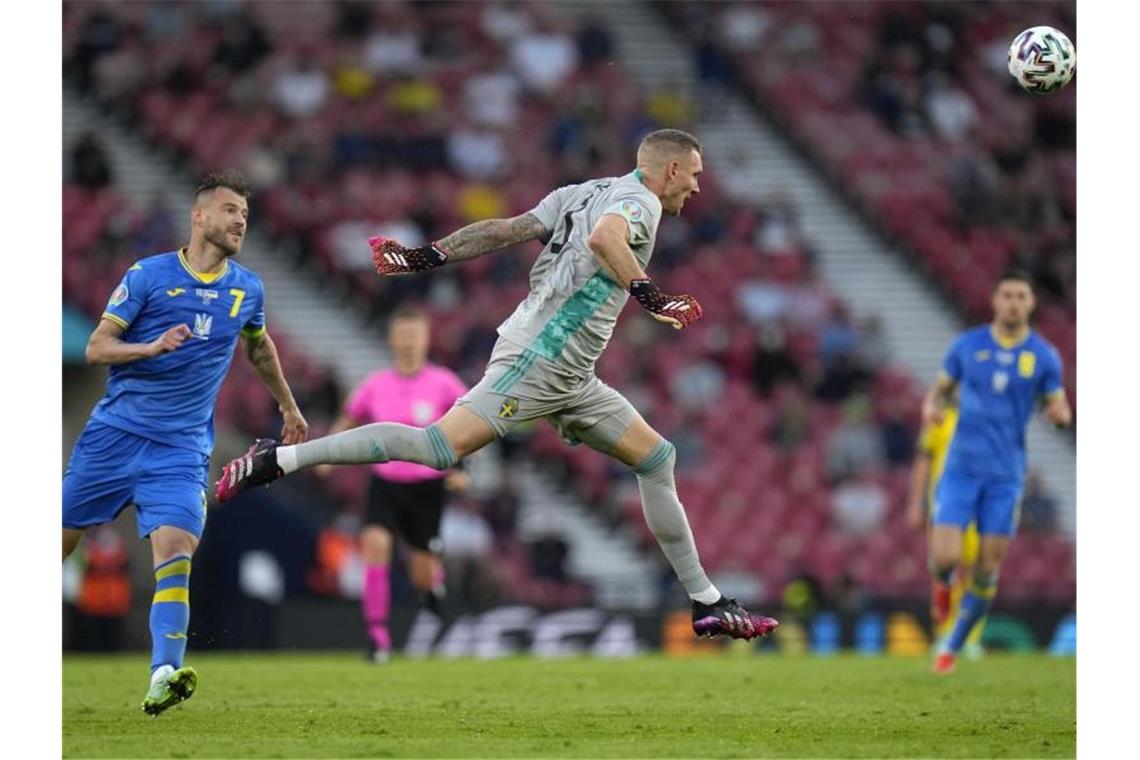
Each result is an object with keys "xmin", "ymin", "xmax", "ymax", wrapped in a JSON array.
[
  {"xmin": 63, "ymin": 90, "xmax": 662, "ymax": 604},
  {"xmin": 557, "ymin": 1, "xmax": 1075, "ymax": 539}
]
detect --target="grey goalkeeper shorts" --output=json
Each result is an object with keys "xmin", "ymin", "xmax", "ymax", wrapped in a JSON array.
[{"xmin": 455, "ymin": 338, "xmax": 639, "ymax": 453}]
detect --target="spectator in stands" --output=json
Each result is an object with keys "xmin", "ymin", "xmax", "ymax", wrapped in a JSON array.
[
  {"xmin": 1001, "ymin": 149, "xmax": 1063, "ymax": 234},
  {"xmin": 815, "ymin": 351, "xmax": 873, "ymax": 403},
  {"xmin": 738, "ymin": 280, "xmax": 790, "ymax": 325},
  {"xmin": 670, "ymin": 356, "xmax": 726, "ymax": 414},
  {"xmin": 1020, "ymin": 471, "xmax": 1058, "ymax": 536},
  {"xmin": 483, "ymin": 474, "xmax": 521, "ymax": 541},
  {"xmin": 386, "ymin": 74, "xmax": 444, "ymax": 119},
  {"xmin": 332, "ymin": 54, "xmax": 375, "ymax": 101},
  {"xmin": 70, "ymin": 11, "xmax": 126, "ymax": 91},
  {"xmin": 781, "ymin": 574, "xmax": 823, "ymax": 625},
  {"xmin": 752, "ymin": 324, "xmax": 801, "ymax": 397},
  {"xmin": 481, "ymin": 1, "xmax": 532, "ymax": 46},
  {"xmin": 818, "ymin": 304, "xmax": 859, "ymax": 367},
  {"xmin": 947, "ymin": 141, "xmax": 1002, "ymax": 229},
  {"xmin": 755, "ymin": 191, "xmax": 804, "ymax": 257},
  {"xmin": 924, "ymin": 72, "xmax": 976, "ymax": 142},
  {"xmin": 212, "ymin": 11, "xmax": 270, "ymax": 75},
  {"xmin": 825, "ymin": 394, "xmax": 887, "ymax": 482},
  {"xmin": 440, "ymin": 499, "xmax": 499, "ymax": 608},
  {"xmin": 862, "ymin": 44, "xmax": 928, "ymax": 138},
  {"xmin": 364, "ymin": 17, "xmax": 424, "ymax": 75},
  {"xmin": 334, "ymin": 0, "xmax": 373, "ymax": 42},
  {"xmin": 510, "ymin": 17, "xmax": 579, "ymax": 95},
  {"xmin": 826, "ymin": 571, "xmax": 869, "ymax": 615},
  {"xmin": 131, "ymin": 195, "xmax": 176, "ymax": 255},
  {"xmin": 244, "ymin": 142, "xmax": 287, "ymax": 190},
  {"xmin": 93, "ymin": 43, "xmax": 146, "ymax": 111},
  {"xmin": 647, "ymin": 80, "xmax": 695, "ymax": 128},
  {"xmin": 692, "ymin": 26, "xmax": 733, "ymax": 121},
  {"xmin": 667, "ymin": 409, "xmax": 706, "ymax": 472},
  {"xmin": 830, "ymin": 470, "xmax": 889, "ymax": 539},
  {"xmin": 70, "ymin": 132, "xmax": 113, "ymax": 190},
  {"xmin": 784, "ymin": 283, "xmax": 831, "ymax": 332},
  {"xmin": 769, "ymin": 382, "xmax": 812, "ymax": 453},
  {"xmin": 272, "ymin": 57, "xmax": 331, "ymax": 120},
  {"xmin": 463, "ymin": 63, "xmax": 522, "ymax": 129},
  {"xmin": 575, "ymin": 16, "xmax": 614, "ymax": 67},
  {"xmin": 878, "ymin": 395, "xmax": 915, "ymax": 467},
  {"xmin": 447, "ymin": 122, "xmax": 509, "ymax": 180},
  {"xmin": 855, "ymin": 315, "xmax": 890, "ymax": 369},
  {"xmin": 529, "ymin": 533, "xmax": 572, "ymax": 583},
  {"xmin": 716, "ymin": 3, "xmax": 770, "ymax": 52}
]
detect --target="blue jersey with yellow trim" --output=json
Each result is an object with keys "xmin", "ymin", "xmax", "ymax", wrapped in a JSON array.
[
  {"xmin": 941, "ymin": 325, "xmax": 1063, "ymax": 483},
  {"xmin": 91, "ymin": 249, "xmax": 266, "ymax": 455}
]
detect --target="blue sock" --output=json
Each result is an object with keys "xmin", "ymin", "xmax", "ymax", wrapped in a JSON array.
[
  {"xmin": 150, "ymin": 555, "xmax": 191, "ymax": 673},
  {"xmin": 946, "ymin": 573, "xmax": 997, "ymax": 654}
]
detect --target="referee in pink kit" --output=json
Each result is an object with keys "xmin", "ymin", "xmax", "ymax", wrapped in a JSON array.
[{"xmin": 317, "ymin": 305, "xmax": 468, "ymax": 663}]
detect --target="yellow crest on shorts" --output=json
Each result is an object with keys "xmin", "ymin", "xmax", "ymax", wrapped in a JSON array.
[
  {"xmin": 1017, "ymin": 351, "xmax": 1036, "ymax": 378},
  {"xmin": 499, "ymin": 397, "xmax": 519, "ymax": 418}
]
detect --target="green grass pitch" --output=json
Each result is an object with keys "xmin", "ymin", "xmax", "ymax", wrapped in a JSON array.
[{"xmin": 63, "ymin": 652, "xmax": 1074, "ymax": 758}]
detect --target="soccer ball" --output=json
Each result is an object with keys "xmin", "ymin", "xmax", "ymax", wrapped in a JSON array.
[{"xmin": 1007, "ymin": 26, "xmax": 1076, "ymax": 94}]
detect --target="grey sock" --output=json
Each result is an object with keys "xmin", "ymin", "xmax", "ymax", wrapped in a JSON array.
[
  {"xmin": 633, "ymin": 441, "xmax": 718, "ymax": 601},
  {"xmin": 280, "ymin": 423, "xmax": 456, "ymax": 474}
]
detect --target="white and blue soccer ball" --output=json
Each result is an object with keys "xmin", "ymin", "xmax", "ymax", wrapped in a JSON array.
[{"xmin": 1007, "ymin": 26, "xmax": 1076, "ymax": 95}]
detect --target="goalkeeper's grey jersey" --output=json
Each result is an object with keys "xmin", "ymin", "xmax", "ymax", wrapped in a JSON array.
[{"xmin": 497, "ymin": 170, "xmax": 662, "ymax": 379}]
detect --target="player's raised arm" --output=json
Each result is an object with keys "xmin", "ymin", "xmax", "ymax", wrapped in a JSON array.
[
  {"xmin": 370, "ymin": 212, "xmax": 549, "ymax": 276},
  {"xmin": 240, "ymin": 329, "xmax": 309, "ymax": 444},
  {"xmin": 85, "ymin": 319, "xmax": 191, "ymax": 365},
  {"xmin": 588, "ymin": 213, "xmax": 702, "ymax": 331}
]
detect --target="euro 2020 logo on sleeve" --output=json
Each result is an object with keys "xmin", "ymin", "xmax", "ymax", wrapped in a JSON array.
[
  {"xmin": 621, "ymin": 200, "xmax": 643, "ymax": 224},
  {"xmin": 108, "ymin": 283, "xmax": 128, "ymax": 307}
]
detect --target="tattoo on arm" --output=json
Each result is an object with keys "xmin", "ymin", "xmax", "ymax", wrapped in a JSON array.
[
  {"xmin": 245, "ymin": 332, "xmax": 299, "ymax": 410},
  {"xmin": 437, "ymin": 213, "xmax": 547, "ymax": 263},
  {"xmin": 246, "ymin": 333, "xmax": 276, "ymax": 369}
]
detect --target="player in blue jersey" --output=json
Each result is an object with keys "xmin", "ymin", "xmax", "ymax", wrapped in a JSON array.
[
  {"xmin": 922, "ymin": 269, "xmax": 1071, "ymax": 674},
  {"xmin": 62, "ymin": 172, "xmax": 309, "ymax": 714}
]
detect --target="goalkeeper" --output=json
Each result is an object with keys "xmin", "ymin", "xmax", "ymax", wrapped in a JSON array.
[{"xmin": 217, "ymin": 129, "xmax": 777, "ymax": 641}]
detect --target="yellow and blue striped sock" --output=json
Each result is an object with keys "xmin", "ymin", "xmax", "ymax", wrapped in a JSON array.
[
  {"xmin": 150, "ymin": 555, "xmax": 191, "ymax": 673},
  {"xmin": 946, "ymin": 572, "xmax": 997, "ymax": 654}
]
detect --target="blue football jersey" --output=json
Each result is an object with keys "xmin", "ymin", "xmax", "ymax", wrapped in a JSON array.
[
  {"xmin": 91, "ymin": 249, "xmax": 267, "ymax": 455},
  {"xmin": 941, "ymin": 325, "xmax": 1064, "ymax": 482}
]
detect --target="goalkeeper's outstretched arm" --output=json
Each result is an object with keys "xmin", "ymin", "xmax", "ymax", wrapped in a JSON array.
[
  {"xmin": 437, "ymin": 213, "xmax": 549, "ymax": 262},
  {"xmin": 371, "ymin": 213, "xmax": 548, "ymax": 275}
]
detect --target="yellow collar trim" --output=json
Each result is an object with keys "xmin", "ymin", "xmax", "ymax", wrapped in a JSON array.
[
  {"xmin": 178, "ymin": 248, "xmax": 228, "ymax": 284},
  {"xmin": 990, "ymin": 325, "xmax": 1030, "ymax": 350}
]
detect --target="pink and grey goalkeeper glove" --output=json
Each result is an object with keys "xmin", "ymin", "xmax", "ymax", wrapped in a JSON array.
[
  {"xmin": 629, "ymin": 277, "xmax": 703, "ymax": 330},
  {"xmin": 369, "ymin": 236, "xmax": 449, "ymax": 275}
]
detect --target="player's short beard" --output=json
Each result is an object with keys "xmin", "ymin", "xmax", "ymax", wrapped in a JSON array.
[
  {"xmin": 1000, "ymin": 312, "xmax": 1026, "ymax": 331},
  {"xmin": 206, "ymin": 225, "xmax": 241, "ymax": 257}
]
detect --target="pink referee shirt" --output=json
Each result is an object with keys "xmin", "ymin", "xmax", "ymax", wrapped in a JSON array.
[{"xmin": 345, "ymin": 364, "xmax": 467, "ymax": 482}]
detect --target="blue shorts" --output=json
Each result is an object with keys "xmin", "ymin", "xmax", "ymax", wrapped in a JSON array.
[
  {"xmin": 932, "ymin": 470, "xmax": 1023, "ymax": 538},
  {"xmin": 62, "ymin": 420, "xmax": 209, "ymax": 539}
]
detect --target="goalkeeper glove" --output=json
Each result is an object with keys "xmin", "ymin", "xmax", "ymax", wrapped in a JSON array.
[
  {"xmin": 629, "ymin": 277, "xmax": 703, "ymax": 330},
  {"xmin": 369, "ymin": 236, "xmax": 449, "ymax": 275}
]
